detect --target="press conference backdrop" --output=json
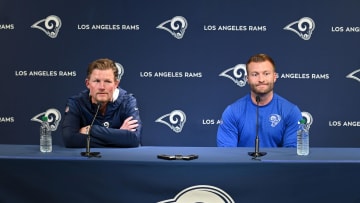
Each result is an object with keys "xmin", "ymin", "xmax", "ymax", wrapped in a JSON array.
[{"xmin": 0, "ymin": 0, "xmax": 359, "ymax": 147}]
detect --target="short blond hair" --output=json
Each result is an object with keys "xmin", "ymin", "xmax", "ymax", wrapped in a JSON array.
[{"xmin": 87, "ymin": 58, "xmax": 118, "ymax": 81}]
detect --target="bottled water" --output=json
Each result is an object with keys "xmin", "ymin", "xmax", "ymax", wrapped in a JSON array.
[
  {"xmin": 40, "ymin": 116, "xmax": 52, "ymax": 152},
  {"xmin": 297, "ymin": 119, "xmax": 309, "ymax": 155}
]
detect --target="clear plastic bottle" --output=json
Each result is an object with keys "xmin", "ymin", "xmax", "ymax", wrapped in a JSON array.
[
  {"xmin": 297, "ymin": 119, "xmax": 309, "ymax": 155},
  {"xmin": 40, "ymin": 116, "xmax": 52, "ymax": 152}
]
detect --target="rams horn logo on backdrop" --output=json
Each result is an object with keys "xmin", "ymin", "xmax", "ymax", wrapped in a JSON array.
[
  {"xmin": 31, "ymin": 108, "xmax": 62, "ymax": 131},
  {"xmin": 219, "ymin": 64, "xmax": 247, "ymax": 87},
  {"xmin": 112, "ymin": 62, "xmax": 124, "ymax": 101},
  {"xmin": 346, "ymin": 69, "xmax": 360, "ymax": 82},
  {"xmin": 158, "ymin": 185, "xmax": 235, "ymax": 203},
  {"xmin": 155, "ymin": 110, "xmax": 186, "ymax": 133},
  {"xmin": 115, "ymin": 62, "xmax": 124, "ymax": 80},
  {"xmin": 31, "ymin": 15, "xmax": 62, "ymax": 38},
  {"xmin": 156, "ymin": 16, "xmax": 188, "ymax": 39},
  {"xmin": 284, "ymin": 17, "xmax": 315, "ymax": 40},
  {"xmin": 301, "ymin": 111, "xmax": 313, "ymax": 129}
]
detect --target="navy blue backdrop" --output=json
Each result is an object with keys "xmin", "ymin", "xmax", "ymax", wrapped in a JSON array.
[{"xmin": 0, "ymin": 0, "xmax": 359, "ymax": 147}]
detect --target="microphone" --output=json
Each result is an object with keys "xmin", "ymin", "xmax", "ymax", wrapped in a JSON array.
[
  {"xmin": 248, "ymin": 95, "xmax": 267, "ymax": 159},
  {"xmin": 81, "ymin": 102, "xmax": 102, "ymax": 158}
]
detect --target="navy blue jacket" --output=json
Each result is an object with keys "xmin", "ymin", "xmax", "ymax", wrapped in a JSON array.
[{"xmin": 62, "ymin": 88, "xmax": 142, "ymax": 148}]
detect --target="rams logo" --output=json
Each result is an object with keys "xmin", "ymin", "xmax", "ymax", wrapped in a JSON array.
[
  {"xmin": 157, "ymin": 16, "xmax": 188, "ymax": 39},
  {"xmin": 115, "ymin": 62, "xmax": 124, "ymax": 80},
  {"xmin": 346, "ymin": 69, "xmax": 360, "ymax": 82},
  {"xmin": 269, "ymin": 114, "xmax": 281, "ymax": 127},
  {"xmin": 31, "ymin": 108, "xmax": 62, "ymax": 131},
  {"xmin": 158, "ymin": 185, "xmax": 235, "ymax": 203},
  {"xmin": 219, "ymin": 64, "xmax": 247, "ymax": 87},
  {"xmin": 156, "ymin": 110, "xmax": 186, "ymax": 133},
  {"xmin": 284, "ymin": 17, "xmax": 315, "ymax": 40},
  {"xmin": 31, "ymin": 15, "xmax": 62, "ymax": 38},
  {"xmin": 301, "ymin": 111, "xmax": 313, "ymax": 129}
]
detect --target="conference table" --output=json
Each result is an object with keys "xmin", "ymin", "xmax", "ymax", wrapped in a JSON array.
[{"xmin": 1, "ymin": 145, "xmax": 360, "ymax": 203}]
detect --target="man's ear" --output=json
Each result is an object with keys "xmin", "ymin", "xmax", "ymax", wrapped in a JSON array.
[
  {"xmin": 85, "ymin": 78, "xmax": 90, "ymax": 88},
  {"xmin": 273, "ymin": 73, "xmax": 277, "ymax": 83}
]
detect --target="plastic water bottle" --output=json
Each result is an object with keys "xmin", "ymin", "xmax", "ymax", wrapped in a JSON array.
[
  {"xmin": 297, "ymin": 119, "xmax": 309, "ymax": 155},
  {"xmin": 40, "ymin": 116, "xmax": 52, "ymax": 152}
]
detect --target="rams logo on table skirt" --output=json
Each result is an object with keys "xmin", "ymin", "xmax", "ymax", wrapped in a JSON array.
[{"xmin": 158, "ymin": 185, "xmax": 234, "ymax": 203}]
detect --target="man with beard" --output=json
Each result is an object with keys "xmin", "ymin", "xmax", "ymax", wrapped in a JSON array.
[{"xmin": 217, "ymin": 53, "xmax": 302, "ymax": 147}]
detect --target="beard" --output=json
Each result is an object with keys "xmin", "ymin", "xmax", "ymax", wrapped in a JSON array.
[
  {"xmin": 90, "ymin": 92, "xmax": 111, "ymax": 104},
  {"xmin": 249, "ymin": 82, "xmax": 274, "ymax": 95}
]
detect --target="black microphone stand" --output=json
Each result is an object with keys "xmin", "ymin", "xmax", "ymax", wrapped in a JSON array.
[
  {"xmin": 81, "ymin": 103, "xmax": 101, "ymax": 158},
  {"xmin": 248, "ymin": 96, "xmax": 267, "ymax": 160}
]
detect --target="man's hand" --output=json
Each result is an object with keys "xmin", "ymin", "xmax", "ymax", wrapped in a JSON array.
[
  {"xmin": 120, "ymin": 116, "xmax": 139, "ymax": 132},
  {"xmin": 79, "ymin": 125, "xmax": 90, "ymax": 134}
]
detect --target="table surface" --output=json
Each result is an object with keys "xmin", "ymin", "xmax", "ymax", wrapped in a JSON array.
[{"xmin": 1, "ymin": 144, "xmax": 360, "ymax": 163}]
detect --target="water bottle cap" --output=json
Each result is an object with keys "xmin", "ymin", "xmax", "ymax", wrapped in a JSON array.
[{"xmin": 42, "ymin": 116, "xmax": 48, "ymax": 122}]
